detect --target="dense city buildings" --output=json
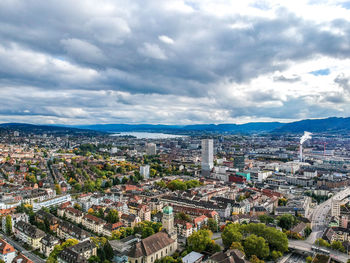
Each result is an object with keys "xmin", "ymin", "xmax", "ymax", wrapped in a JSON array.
[{"xmin": 0, "ymin": 127, "xmax": 349, "ymax": 263}]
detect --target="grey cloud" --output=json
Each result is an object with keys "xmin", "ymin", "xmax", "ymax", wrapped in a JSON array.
[
  {"xmin": 335, "ymin": 74, "xmax": 350, "ymax": 91},
  {"xmin": 0, "ymin": 1, "xmax": 350, "ymax": 124},
  {"xmin": 273, "ymin": 75, "xmax": 301, "ymax": 83}
]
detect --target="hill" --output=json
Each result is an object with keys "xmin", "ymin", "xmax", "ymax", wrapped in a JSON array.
[
  {"xmin": 272, "ymin": 117, "xmax": 350, "ymax": 133},
  {"xmin": 0, "ymin": 123, "xmax": 106, "ymax": 136},
  {"xmin": 76, "ymin": 122, "xmax": 284, "ymax": 134}
]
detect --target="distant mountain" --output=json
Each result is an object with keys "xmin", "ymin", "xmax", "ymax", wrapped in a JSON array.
[
  {"xmin": 75, "ymin": 117, "xmax": 350, "ymax": 134},
  {"xmin": 2, "ymin": 117, "xmax": 350, "ymax": 136},
  {"xmin": 272, "ymin": 117, "xmax": 350, "ymax": 133},
  {"xmin": 75, "ymin": 124, "xmax": 183, "ymax": 132},
  {"xmin": 0, "ymin": 123, "xmax": 106, "ymax": 136},
  {"xmin": 182, "ymin": 122, "xmax": 284, "ymax": 132},
  {"xmin": 76, "ymin": 122, "xmax": 284, "ymax": 134}
]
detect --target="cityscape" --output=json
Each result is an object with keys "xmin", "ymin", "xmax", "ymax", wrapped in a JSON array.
[{"xmin": 1, "ymin": 1, "xmax": 350, "ymax": 263}]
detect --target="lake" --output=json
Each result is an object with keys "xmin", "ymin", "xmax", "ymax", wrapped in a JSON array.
[{"xmin": 111, "ymin": 132, "xmax": 187, "ymax": 139}]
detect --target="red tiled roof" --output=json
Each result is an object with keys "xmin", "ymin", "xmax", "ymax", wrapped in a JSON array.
[
  {"xmin": 0, "ymin": 238, "xmax": 15, "ymax": 255},
  {"xmin": 12, "ymin": 254, "xmax": 34, "ymax": 263}
]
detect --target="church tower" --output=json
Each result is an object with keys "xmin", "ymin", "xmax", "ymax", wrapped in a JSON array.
[{"xmin": 162, "ymin": 205, "xmax": 177, "ymax": 241}]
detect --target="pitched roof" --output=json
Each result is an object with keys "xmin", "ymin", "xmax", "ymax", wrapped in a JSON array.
[
  {"xmin": 58, "ymin": 247, "xmax": 87, "ymax": 263},
  {"xmin": 209, "ymin": 249, "xmax": 248, "ymax": 263},
  {"xmin": 0, "ymin": 238, "xmax": 15, "ymax": 255},
  {"xmin": 15, "ymin": 221, "xmax": 46, "ymax": 239},
  {"xmin": 128, "ymin": 231, "xmax": 175, "ymax": 258},
  {"xmin": 12, "ymin": 254, "xmax": 34, "ymax": 263}
]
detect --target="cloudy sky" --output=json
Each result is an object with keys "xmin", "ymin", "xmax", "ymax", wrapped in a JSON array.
[{"xmin": 1, "ymin": 0, "xmax": 350, "ymax": 125}]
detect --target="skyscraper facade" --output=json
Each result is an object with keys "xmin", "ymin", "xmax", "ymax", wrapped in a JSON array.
[
  {"xmin": 201, "ymin": 139, "xmax": 213, "ymax": 176},
  {"xmin": 146, "ymin": 143, "xmax": 157, "ymax": 155}
]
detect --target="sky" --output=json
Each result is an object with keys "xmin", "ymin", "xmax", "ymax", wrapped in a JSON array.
[{"xmin": 0, "ymin": 0, "xmax": 350, "ymax": 125}]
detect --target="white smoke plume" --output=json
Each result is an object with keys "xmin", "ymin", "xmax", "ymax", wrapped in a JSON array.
[{"xmin": 300, "ymin": 131, "xmax": 312, "ymax": 145}]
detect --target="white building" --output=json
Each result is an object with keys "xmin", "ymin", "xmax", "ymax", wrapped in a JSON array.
[
  {"xmin": 201, "ymin": 139, "xmax": 213, "ymax": 175},
  {"xmin": 140, "ymin": 165, "xmax": 150, "ymax": 179},
  {"xmin": 332, "ymin": 199, "xmax": 341, "ymax": 217},
  {"xmin": 0, "ymin": 238, "xmax": 16, "ymax": 263},
  {"xmin": 2, "ymin": 213, "xmax": 29, "ymax": 234},
  {"xmin": 146, "ymin": 143, "xmax": 157, "ymax": 155},
  {"xmin": 32, "ymin": 194, "xmax": 72, "ymax": 212}
]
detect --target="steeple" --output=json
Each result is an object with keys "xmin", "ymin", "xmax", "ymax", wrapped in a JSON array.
[{"xmin": 162, "ymin": 205, "xmax": 177, "ymax": 240}]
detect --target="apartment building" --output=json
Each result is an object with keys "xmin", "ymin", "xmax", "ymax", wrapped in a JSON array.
[{"xmin": 14, "ymin": 221, "xmax": 45, "ymax": 249}]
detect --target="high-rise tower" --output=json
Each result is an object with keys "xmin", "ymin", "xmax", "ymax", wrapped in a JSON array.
[
  {"xmin": 201, "ymin": 139, "xmax": 213, "ymax": 176},
  {"xmin": 162, "ymin": 206, "xmax": 177, "ymax": 241}
]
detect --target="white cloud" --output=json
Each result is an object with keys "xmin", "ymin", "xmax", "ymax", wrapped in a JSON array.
[{"xmin": 158, "ymin": 35, "xmax": 174, "ymax": 44}]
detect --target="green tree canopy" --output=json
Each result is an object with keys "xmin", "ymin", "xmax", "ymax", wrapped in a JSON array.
[
  {"xmin": 277, "ymin": 214, "xmax": 297, "ymax": 230},
  {"xmin": 243, "ymin": 234, "xmax": 269, "ymax": 259},
  {"xmin": 221, "ymin": 223, "xmax": 243, "ymax": 247},
  {"xmin": 188, "ymin": 229, "xmax": 216, "ymax": 253}
]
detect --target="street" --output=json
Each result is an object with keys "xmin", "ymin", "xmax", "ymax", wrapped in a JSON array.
[
  {"xmin": 0, "ymin": 233, "xmax": 46, "ymax": 263},
  {"xmin": 289, "ymin": 240, "xmax": 350, "ymax": 263}
]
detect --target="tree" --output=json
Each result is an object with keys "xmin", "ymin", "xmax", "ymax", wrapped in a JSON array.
[
  {"xmin": 315, "ymin": 238, "xmax": 330, "ymax": 248},
  {"xmin": 55, "ymin": 184, "xmax": 62, "ymax": 195},
  {"xmin": 208, "ymin": 218, "xmax": 218, "ymax": 232},
  {"xmin": 277, "ymin": 214, "xmax": 297, "ymax": 230},
  {"xmin": 155, "ymin": 180, "xmax": 167, "ymax": 188},
  {"xmin": 243, "ymin": 234, "xmax": 269, "ymax": 259},
  {"xmin": 5, "ymin": 215, "xmax": 12, "ymax": 235},
  {"xmin": 74, "ymin": 183, "xmax": 82, "ymax": 191},
  {"xmin": 206, "ymin": 241, "xmax": 221, "ymax": 254},
  {"xmin": 121, "ymin": 176, "xmax": 128, "ymax": 184},
  {"xmin": 306, "ymin": 256, "xmax": 313, "ymax": 263},
  {"xmin": 142, "ymin": 227, "xmax": 155, "ymax": 238},
  {"xmin": 88, "ymin": 256, "xmax": 100, "ymax": 263},
  {"xmin": 278, "ymin": 198, "xmax": 288, "ymax": 206},
  {"xmin": 188, "ymin": 229, "xmax": 213, "ymax": 253},
  {"xmin": 221, "ymin": 223, "xmax": 243, "ymax": 247},
  {"xmin": 304, "ymin": 226, "xmax": 312, "ymax": 237},
  {"xmin": 175, "ymin": 212, "xmax": 191, "ymax": 222},
  {"xmin": 250, "ymin": 255, "xmax": 265, "ymax": 263},
  {"xmin": 106, "ymin": 209, "xmax": 119, "ymax": 223},
  {"xmin": 167, "ymin": 179, "xmax": 187, "ymax": 191},
  {"xmin": 104, "ymin": 241, "xmax": 114, "ymax": 260},
  {"xmin": 74, "ymin": 203, "xmax": 82, "ymax": 211},
  {"xmin": 271, "ymin": 250, "xmax": 282, "ymax": 262},
  {"xmin": 47, "ymin": 239, "xmax": 79, "ymax": 262},
  {"xmin": 240, "ymin": 223, "xmax": 288, "ymax": 253},
  {"xmin": 258, "ymin": 215, "xmax": 274, "ymax": 224},
  {"xmin": 331, "ymin": 240, "xmax": 345, "ymax": 252},
  {"xmin": 230, "ymin": 242, "xmax": 244, "ymax": 253}
]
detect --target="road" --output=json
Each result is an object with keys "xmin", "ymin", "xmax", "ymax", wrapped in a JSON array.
[
  {"xmin": 289, "ymin": 240, "xmax": 349, "ymax": 263},
  {"xmin": 0, "ymin": 233, "xmax": 46, "ymax": 263},
  {"xmin": 286, "ymin": 188, "xmax": 350, "ymax": 262},
  {"xmin": 311, "ymin": 187, "xmax": 350, "ymax": 232}
]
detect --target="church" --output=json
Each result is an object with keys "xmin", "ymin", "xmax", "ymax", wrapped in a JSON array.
[{"xmin": 128, "ymin": 206, "xmax": 178, "ymax": 263}]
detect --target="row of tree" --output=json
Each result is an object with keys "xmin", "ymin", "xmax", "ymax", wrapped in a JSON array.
[
  {"xmin": 156, "ymin": 179, "xmax": 202, "ymax": 191},
  {"xmin": 221, "ymin": 223, "xmax": 288, "ymax": 261},
  {"xmin": 315, "ymin": 238, "xmax": 346, "ymax": 252}
]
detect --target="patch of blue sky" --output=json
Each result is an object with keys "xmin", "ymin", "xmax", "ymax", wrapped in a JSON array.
[{"xmin": 309, "ymin": 68, "xmax": 330, "ymax": 76}]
